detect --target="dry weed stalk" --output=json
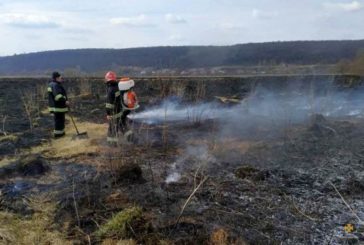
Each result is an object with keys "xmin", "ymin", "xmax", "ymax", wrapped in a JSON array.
[
  {"xmin": 171, "ymin": 80, "xmax": 186, "ymax": 98},
  {"xmin": 157, "ymin": 78, "xmax": 170, "ymax": 99},
  {"xmin": 36, "ymin": 83, "xmax": 48, "ymax": 113},
  {"xmin": 162, "ymin": 104, "xmax": 169, "ymax": 151},
  {"xmin": 141, "ymin": 123, "xmax": 155, "ymax": 183},
  {"xmin": 283, "ymin": 194, "xmax": 318, "ymax": 222},
  {"xmin": 72, "ymin": 178, "xmax": 81, "ymax": 227},
  {"xmin": 174, "ymin": 176, "xmax": 209, "ymax": 227},
  {"xmin": 195, "ymin": 81, "xmax": 206, "ymax": 101},
  {"xmin": 193, "ymin": 165, "xmax": 203, "ymax": 190},
  {"xmin": 1, "ymin": 115, "xmax": 7, "ymax": 136}
]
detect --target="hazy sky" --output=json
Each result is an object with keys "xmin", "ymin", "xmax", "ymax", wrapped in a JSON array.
[{"xmin": 0, "ymin": 0, "xmax": 363, "ymax": 56}]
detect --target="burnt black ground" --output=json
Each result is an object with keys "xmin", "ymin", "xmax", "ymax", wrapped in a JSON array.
[{"xmin": 1, "ymin": 76, "xmax": 364, "ymax": 244}]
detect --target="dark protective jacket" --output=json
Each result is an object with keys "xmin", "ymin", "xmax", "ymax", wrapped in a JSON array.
[
  {"xmin": 105, "ymin": 82, "xmax": 122, "ymax": 118},
  {"xmin": 48, "ymin": 80, "xmax": 68, "ymax": 113}
]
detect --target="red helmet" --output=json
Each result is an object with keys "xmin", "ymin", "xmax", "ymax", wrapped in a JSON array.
[{"xmin": 105, "ymin": 71, "xmax": 117, "ymax": 82}]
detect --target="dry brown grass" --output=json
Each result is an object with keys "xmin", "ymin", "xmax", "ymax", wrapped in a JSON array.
[
  {"xmin": 101, "ymin": 238, "xmax": 137, "ymax": 245},
  {"xmin": 0, "ymin": 156, "xmax": 18, "ymax": 168},
  {"xmin": 211, "ymin": 138, "xmax": 253, "ymax": 154},
  {"xmin": 0, "ymin": 195, "xmax": 71, "ymax": 245},
  {"xmin": 29, "ymin": 120, "xmax": 107, "ymax": 159}
]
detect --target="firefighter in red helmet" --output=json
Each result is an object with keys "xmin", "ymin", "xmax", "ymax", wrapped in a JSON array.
[{"xmin": 104, "ymin": 71, "xmax": 122, "ymax": 144}]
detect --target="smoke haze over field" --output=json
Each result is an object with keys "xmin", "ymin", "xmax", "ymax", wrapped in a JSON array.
[
  {"xmin": 133, "ymin": 78, "xmax": 364, "ymax": 183},
  {"xmin": 132, "ymin": 79, "xmax": 364, "ymax": 139}
]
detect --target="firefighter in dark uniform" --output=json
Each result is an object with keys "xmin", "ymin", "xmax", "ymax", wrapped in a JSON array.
[
  {"xmin": 105, "ymin": 71, "xmax": 122, "ymax": 144},
  {"xmin": 48, "ymin": 72, "xmax": 69, "ymax": 138}
]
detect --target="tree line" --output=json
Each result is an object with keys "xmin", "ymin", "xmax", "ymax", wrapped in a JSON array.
[{"xmin": 0, "ymin": 40, "xmax": 364, "ymax": 76}]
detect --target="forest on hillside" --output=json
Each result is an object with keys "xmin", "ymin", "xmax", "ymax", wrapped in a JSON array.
[{"xmin": 0, "ymin": 40, "xmax": 364, "ymax": 76}]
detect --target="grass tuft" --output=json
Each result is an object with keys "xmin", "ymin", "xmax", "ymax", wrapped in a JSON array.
[{"xmin": 95, "ymin": 206, "xmax": 143, "ymax": 239}]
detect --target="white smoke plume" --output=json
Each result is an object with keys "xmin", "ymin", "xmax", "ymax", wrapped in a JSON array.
[
  {"xmin": 165, "ymin": 145, "xmax": 215, "ymax": 183},
  {"xmin": 131, "ymin": 98, "xmax": 220, "ymax": 124},
  {"xmin": 132, "ymin": 80, "xmax": 364, "ymax": 130},
  {"xmin": 133, "ymin": 79, "xmax": 364, "ymax": 180}
]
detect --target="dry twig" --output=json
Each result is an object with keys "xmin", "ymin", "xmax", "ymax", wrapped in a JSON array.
[
  {"xmin": 329, "ymin": 181, "xmax": 363, "ymax": 223},
  {"xmin": 175, "ymin": 176, "xmax": 209, "ymax": 227},
  {"xmin": 72, "ymin": 179, "xmax": 81, "ymax": 227},
  {"xmin": 283, "ymin": 194, "xmax": 319, "ymax": 222},
  {"xmin": 1, "ymin": 115, "xmax": 7, "ymax": 136}
]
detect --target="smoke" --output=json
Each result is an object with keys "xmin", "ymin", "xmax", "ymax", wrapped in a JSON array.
[
  {"xmin": 165, "ymin": 145, "xmax": 216, "ymax": 183},
  {"xmin": 131, "ymin": 98, "xmax": 221, "ymax": 124},
  {"xmin": 131, "ymin": 79, "xmax": 364, "ymax": 139},
  {"xmin": 222, "ymin": 83, "xmax": 364, "ymax": 136},
  {"xmin": 132, "ymin": 78, "xmax": 364, "ymax": 181}
]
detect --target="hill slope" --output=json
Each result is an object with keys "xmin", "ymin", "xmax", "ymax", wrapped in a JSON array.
[{"xmin": 1, "ymin": 40, "xmax": 364, "ymax": 75}]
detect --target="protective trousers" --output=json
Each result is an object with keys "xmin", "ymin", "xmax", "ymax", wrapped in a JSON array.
[
  {"xmin": 107, "ymin": 117, "xmax": 122, "ymax": 143},
  {"xmin": 54, "ymin": 112, "xmax": 65, "ymax": 137},
  {"xmin": 121, "ymin": 110, "xmax": 131, "ymax": 132}
]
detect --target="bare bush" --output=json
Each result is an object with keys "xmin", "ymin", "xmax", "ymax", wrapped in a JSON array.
[
  {"xmin": 195, "ymin": 80, "xmax": 206, "ymax": 101},
  {"xmin": 21, "ymin": 89, "xmax": 40, "ymax": 132},
  {"xmin": 79, "ymin": 78, "xmax": 92, "ymax": 95},
  {"xmin": 170, "ymin": 80, "xmax": 186, "ymax": 98},
  {"xmin": 1, "ymin": 115, "xmax": 8, "ymax": 136},
  {"xmin": 0, "ymin": 95, "xmax": 8, "ymax": 135}
]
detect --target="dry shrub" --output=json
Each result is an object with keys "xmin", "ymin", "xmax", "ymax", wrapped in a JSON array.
[
  {"xmin": 210, "ymin": 228, "xmax": 248, "ymax": 245},
  {"xmin": 210, "ymin": 228, "xmax": 229, "ymax": 245},
  {"xmin": 154, "ymin": 78, "xmax": 170, "ymax": 98},
  {"xmin": 195, "ymin": 80, "xmax": 206, "ymax": 101},
  {"xmin": 152, "ymin": 79, "xmax": 187, "ymax": 98},
  {"xmin": 96, "ymin": 145, "xmax": 143, "ymax": 184},
  {"xmin": 79, "ymin": 78, "xmax": 92, "ymax": 95},
  {"xmin": 105, "ymin": 191, "xmax": 129, "ymax": 208},
  {"xmin": 170, "ymin": 81, "xmax": 186, "ymax": 97},
  {"xmin": 21, "ymin": 90, "xmax": 39, "ymax": 131}
]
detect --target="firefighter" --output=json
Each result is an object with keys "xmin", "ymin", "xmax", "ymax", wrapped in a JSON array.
[
  {"xmin": 105, "ymin": 71, "xmax": 122, "ymax": 144},
  {"xmin": 48, "ymin": 71, "xmax": 69, "ymax": 138},
  {"xmin": 118, "ymin": 77, "xmax": 139, "ymax": 138}
]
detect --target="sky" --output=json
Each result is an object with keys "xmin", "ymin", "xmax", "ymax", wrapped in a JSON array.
[{"xmin": 0, "ymin": 0, "xmax": 363, "ymax": 56}]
